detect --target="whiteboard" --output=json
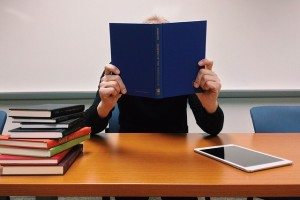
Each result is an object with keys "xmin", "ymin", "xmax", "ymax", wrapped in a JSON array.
[{"xmin": 1, "ymin": 0, "xmax": 300, "ymax": 93}]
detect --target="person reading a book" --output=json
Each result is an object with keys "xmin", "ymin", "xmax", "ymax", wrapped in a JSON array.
[{"xmin": 84, "ymin": 16, "xmax": 224, "ymax": 200}]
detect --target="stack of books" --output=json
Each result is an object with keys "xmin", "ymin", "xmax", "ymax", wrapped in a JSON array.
[
  {"xmin": 8, "ymin": 104, "xmax": 85, "ymax": 138},
  {"xmin": 0, "ymin": 104, "xmax": 91, "ymax": 175}
]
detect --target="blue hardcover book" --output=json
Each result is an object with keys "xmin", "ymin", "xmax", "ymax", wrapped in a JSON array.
[{"xmin": 109, "ymin": 21, "xmax": 206, "ymax": 98}]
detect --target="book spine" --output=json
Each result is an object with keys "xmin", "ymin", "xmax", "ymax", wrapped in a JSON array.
[
  {"xmin": 61, "ymin": 144, "xmax": 83, "ymax": 174},
  {"xmin": 155, "ymin": 25, "xmax": 162, "ymax": 97}
]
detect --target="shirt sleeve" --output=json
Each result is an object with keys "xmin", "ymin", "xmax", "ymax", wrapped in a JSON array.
[
  {"xmin": 188, "ymin": 94, "xmax": 224, "ymax": 135},
  {"xmin": 83, "ymin": 90, "xmax": 112, "ymax": 135}
]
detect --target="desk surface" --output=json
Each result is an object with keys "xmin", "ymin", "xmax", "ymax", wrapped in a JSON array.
[{"xmin": 0, "ymin": 133, "xmax": 300, "ymax": 197}]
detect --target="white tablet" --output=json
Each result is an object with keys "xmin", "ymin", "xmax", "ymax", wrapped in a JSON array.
[{"xmin": 194, "ymin": 144, "xmax": 293, "ymax": 172}]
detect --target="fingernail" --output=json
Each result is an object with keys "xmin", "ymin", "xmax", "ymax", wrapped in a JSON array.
[
  {"xmin": 194, "ymin": 82, "xmax": 199, "ymax": 88},
  {"xmin": 198, "ymin": 60, "xmax": 204, "ymax": 66},
  {"xmin": 122, "ymin": 89, "xmax": 127, "ymax": 94}
]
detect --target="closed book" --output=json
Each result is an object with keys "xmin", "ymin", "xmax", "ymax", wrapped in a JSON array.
[
  {"xmin": 20, "ymin": 118, "xmax": 82, "ymax": 129},
  {"xmin": 12, "ymin": 112, "xmax": 84, "ymax": 123},
  {"xmin": 0, "ymin": 127, "xmax": 91, "ymax": 149},
  {"xmin": 0, "ymin": 148, "xmax": 71, "ymax": 165},
  {"xmin": 0, "ymin": 134, "xmax": 90, "ymax": 157},
  {"xmin": 9, "ymin": 104, "xmax": 85, "ymax": 118},
  {"xmin": 110, "ymin": 21, "xmax": 206, "ymax": 98},
  {"xmin": 0, "ymin": 144, "xmax": 83, "ymax": 175},
  {"xmin": 8, "ymin": 120, "xmax": 85, "ymax": 139}
]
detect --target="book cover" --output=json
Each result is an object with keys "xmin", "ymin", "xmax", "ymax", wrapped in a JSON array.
[
  {"xmin": 110, "ymin": 20, "xmax": 206, "ymax": 98},
  {"xmin": 0, "ymin": 148, "xmax": 70, "ymax": 165},
  {"xmin": 0, "ymin": 134, "xmax": 89, "ymax": 157},
  {"xmin": 0, "ymin": 144, "xmax": 83, "ymax": 175},
  {"xmin": 12, "ymin": 112, "xmax": 84, "ymax": 123},
  {"xmin": 0, "ymin": 127, "xmax": 91, "ymax": 149},
  {"xmin": 8, "ymin": 119, "xmax": 85, "ymax": 139},
  {"xmin": 20, "ymin": 118, "xmax": 82, "ymax": 129},
  {"xmin": 9, "ymin": 104, "xmax": 85, "ymax": 118}
]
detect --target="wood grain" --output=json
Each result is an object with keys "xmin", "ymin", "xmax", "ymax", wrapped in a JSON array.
[{"xmin": 0, "ymin": 133, "xmax": 299, "ymax": 197}]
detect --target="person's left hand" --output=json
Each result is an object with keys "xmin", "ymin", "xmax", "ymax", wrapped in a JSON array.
[{"xmin": 193, "ymin": 59, "xmax": 221, "ymax": 113}]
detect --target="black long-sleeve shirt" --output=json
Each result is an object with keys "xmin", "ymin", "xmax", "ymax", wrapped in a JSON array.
[{"xmin": 83, "ymin": 91, "xmax": 224, "ymax": 135}]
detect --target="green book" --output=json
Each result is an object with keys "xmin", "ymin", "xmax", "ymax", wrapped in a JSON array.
[{"xmin": 0, "ymin": 135, "xmax": 90, "ymax": 157}]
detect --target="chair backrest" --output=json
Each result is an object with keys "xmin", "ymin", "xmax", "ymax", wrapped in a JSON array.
[
  {"xmin": 0, "ymin": 110, "xmax": 7, "ymax": 134},
  {"xmin": 106, "ymin": 106, "xmax": 120, "ymax": 133},
  {"xmin": 250, "ymin": 106, "xmax": 300, "ymax": 133}
]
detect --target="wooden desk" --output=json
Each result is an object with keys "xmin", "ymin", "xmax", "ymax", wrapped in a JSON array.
[{"xmin": 0, "ymin": 133, "xmax": 300, "ymax": 197}]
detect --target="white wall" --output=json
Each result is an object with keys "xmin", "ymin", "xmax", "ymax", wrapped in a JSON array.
[
  {"xmin": 1, "ymin": 97, "xmax": 300, "ymax": 134},
  {"xmin": 1, "ymin": 1, "xmax": 300, "ymax": 135},
  {"xmin": 1, "ymin": 0, "xmax": 300, "ymax": 93}
]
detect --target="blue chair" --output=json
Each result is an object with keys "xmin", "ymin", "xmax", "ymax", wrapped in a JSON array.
[
  {"xmin": 0, "ymin": 110, "xmax": 7, "ymax": 134},
  {"xmin": 250, "ymin": 106, "xmax": 300, "ymax": 133},
  {"xmin": 106, "ymin": 105, "xmax": 120, "ymax": 133},
  {"xmin": 250, "ymin": 106, "xmax": 300, "ymax": 200}
]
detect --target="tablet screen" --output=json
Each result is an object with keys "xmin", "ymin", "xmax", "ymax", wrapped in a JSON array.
[
  {"xmin": 200, "ymin": 145, "xmax": 282, "ymax": 167},
  {"xmin": 194, "ymin": 144, "xmax": 293, "ymax": 172}
]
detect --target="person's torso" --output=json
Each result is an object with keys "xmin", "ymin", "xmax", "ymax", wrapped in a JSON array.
[{"xmin": 118, "ymin": 95, "xmax": 189, "ymax": 133}]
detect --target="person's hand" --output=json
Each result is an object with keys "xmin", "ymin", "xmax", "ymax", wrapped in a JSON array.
[
  {"xmin": 97, "ymin": 64, "xmax": 127, "ymax": 118},
  {"xmin": 193, "ymin": 59, "xmax": 221, "ymax": 113}
]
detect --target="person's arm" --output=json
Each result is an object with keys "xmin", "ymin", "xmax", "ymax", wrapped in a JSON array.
[
  {"xmin": 83, "ymin": 64, "xmax": 127, "ymax": 135},
  {"xmin": 188, "ymin": 94, "xmax": 224, "ymax": 135},
  {"xmin": 191, "ymin": 59, "xmax": 224, "ymax": 135},
  {"xmin": 83, "ymin": 90, "xmax": 112, "ymax": 134}
]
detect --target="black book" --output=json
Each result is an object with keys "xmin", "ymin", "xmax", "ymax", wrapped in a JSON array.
[
  {"xmin": 12, "ymin": 112, "xmax": 84, "ymax": 123},
  {"xmin": 20, "ymin": 118, "xmax": 82, "ymax": 129},
  {"xmin": 8, "ymin": 121, "xmax": 84, "ymax": 139},
  {"xmin": 8, "ymin": 127, "xmax": 77, "ymax": 139},
  {"xmin": 9, "ymin": 104, "xmax": 85, "ymax": 118}
]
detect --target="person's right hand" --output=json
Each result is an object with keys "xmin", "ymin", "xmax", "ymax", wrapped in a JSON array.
[{"xmin": 97, "ymin": 64, "xmax": 127, "ymax": 118}]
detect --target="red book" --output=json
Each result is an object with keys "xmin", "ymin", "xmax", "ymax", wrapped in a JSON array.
[
  {"xmin": 0, "ymin": 148, "xmax": 70, "ymax": 165},
  {"xmin": 0, "ymin": 127, "xmax": 91, "ymax": 149},
  {"xmin": 0, "ymin": 144, "xmax": 83, "ymax": 175}
]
